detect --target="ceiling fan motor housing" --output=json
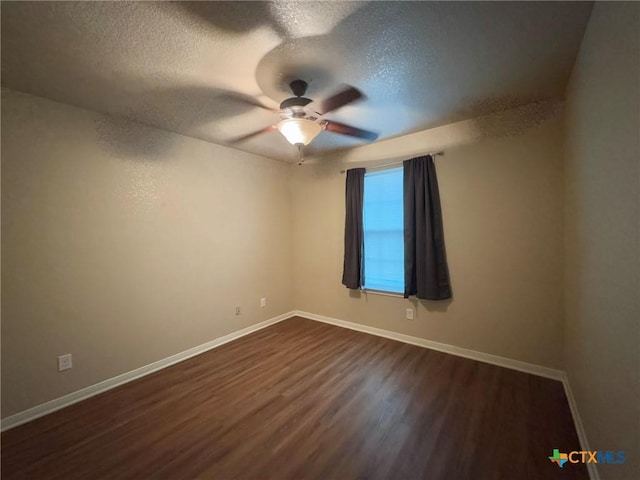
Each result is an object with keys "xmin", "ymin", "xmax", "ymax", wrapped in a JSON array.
[
  {"xmin": 280, "ymin": 96, "xmax": 313, "ymax": 110},
  {"xmin": 279, "ymin": 79, "xmax": 314, "ymax": 111}
]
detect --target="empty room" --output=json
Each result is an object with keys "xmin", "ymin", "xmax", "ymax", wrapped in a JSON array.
[{"xmin": 1, "ymin": 1, "xmax": 638, "ymax": 479}]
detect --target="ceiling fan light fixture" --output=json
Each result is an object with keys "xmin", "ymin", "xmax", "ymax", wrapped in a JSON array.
[{"xmin": 277, "ymin": 118, "xmax": 322, "ymax": 146}]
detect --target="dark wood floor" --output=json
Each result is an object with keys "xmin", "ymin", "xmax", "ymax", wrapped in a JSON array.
[{"xmin": 1, "ymin": 316, "xmax": 587, "ymax": 479}]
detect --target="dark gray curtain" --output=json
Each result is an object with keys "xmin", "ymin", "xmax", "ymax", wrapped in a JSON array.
[
  {"xmin": 342, "ymin": 168, "xmax": 365, "ymax": 289},
  {"xmin": 403, "ymin": 155, "xmax": 451, "ymax": 300}
]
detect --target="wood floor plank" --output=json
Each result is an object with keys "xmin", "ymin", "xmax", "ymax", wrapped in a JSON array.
[{"xmin": 1, "ymin": 316, "xmax": 587, "ymax": 479}]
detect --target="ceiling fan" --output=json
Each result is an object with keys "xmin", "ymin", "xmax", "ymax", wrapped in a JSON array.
[{"xmin": 230, "ymin": 80, "xmax": 378, "ymax": 151}]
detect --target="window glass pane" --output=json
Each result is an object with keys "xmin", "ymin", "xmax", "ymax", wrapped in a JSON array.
[{"xmin": 363, "ymin": 167, "xmax": 404, "ymax": 293}]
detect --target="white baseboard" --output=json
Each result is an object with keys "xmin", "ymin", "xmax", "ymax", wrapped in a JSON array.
[
  {"xmin": 4, "ymin": 306, "xmax": 591, "ymax": 479},
  {"xmin": 295, "ymin": 310, "xmax": 564, "ymax": 380},
  {"xmin": 562, "ymin": 373, "xmax": 600, "ymax": 480},
  {"xmin": 0, "ymin": 311, "xmax": 296, "ymax": 432}
]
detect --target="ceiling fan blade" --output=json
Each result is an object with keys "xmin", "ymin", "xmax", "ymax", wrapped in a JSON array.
[
  {"xmin": 324, "ymin": 120, "xmax": 378, "ymax": 141},
  {"xmin": 314, "ymin": 85, "xmax": 364, "ymax": 115},
  {"xmin": 229, "ymin": 124, "xmax": 277, "ymax": 143},
  {"xmin": 218, "ymin": 90, "xmax": 277, "ymax": 111}
]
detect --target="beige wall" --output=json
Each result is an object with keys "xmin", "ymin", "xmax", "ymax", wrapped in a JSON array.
[
  {"xmin": 293, "ymin": 103, "xmax": 565, "ymax": 368},
  {"xmin": 1, "ymin": 89, "xmax": 568, "ymax": 421},
  {"xmin": 1, "ymin": 89, "xmax": 293, "ymax": 417},
  {"xmin": 564, "ymin": 3, "xmax": 639, "ymax": 480}
]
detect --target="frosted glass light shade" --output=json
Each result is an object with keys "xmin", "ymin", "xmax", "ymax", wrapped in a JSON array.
[{"xmin": 277, "ymin": 118, "xmax": 322, "ymax": 145}]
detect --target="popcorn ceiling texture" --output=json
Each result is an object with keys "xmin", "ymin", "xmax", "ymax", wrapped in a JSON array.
[{"xmin": 1, "ymin": 1, "xmax": 591, "ymax": 162}]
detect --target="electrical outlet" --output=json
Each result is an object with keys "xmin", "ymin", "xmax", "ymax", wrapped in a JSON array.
[
  {"xmin": 260, "ymin": 297, "xmax": 267, "ymax": 307},
  {"xmin": 406, "ymin": 308, "xmax": 414, "ymax": 320},
  {"xmin": 235, "ymin": 306, "xmax": 241, "ymax": 316},
  {"xmin": 58, "ymin": 354, "xmax": 72, "ymax": 372}
]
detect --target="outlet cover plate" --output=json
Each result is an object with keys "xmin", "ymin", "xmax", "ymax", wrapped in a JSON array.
[{"xmin": 58, "ymin": 354, "xmax": 72, "ymax": 371}]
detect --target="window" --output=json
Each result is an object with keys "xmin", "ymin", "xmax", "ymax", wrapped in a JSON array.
[{"xmin": 363, "ymin": 167, "xmax": 404, "ymax": 293}]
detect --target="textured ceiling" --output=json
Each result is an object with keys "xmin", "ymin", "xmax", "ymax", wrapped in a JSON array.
[{"xmin": 1, "ymin": 1, "xmax": 592, "ymax": 162}]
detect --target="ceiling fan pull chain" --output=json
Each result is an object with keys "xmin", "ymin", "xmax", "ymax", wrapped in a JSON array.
[{"xmin": 297, "ymin": 143, "xmax": 305, "ymax": 166}]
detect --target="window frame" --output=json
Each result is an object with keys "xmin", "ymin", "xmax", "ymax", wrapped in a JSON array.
[{"xmin": 362, "ymin": 166, "xmax": 405, "ymax": 294}]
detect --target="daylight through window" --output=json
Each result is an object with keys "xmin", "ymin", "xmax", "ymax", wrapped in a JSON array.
[{"xmin": 363, "ymin": 167, "xmax": 404, "ymax": 293}]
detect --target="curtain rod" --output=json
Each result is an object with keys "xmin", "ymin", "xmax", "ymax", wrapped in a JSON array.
[{"xmin": 339, "ymin": 151, "xmax": 444, "ymax": 174}]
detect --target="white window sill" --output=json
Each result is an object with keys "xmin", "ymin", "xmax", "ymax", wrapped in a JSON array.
[{"xmin": 361, "ymin": 288, "xmax": 404, "ymax": 298}]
